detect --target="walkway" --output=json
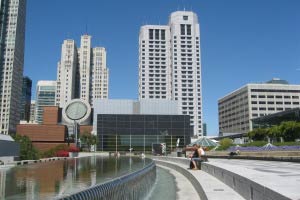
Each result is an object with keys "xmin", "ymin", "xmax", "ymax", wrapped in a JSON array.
[
  {"xmin": 154, "ymin": 157, "xmax": 245, "ymax": 200},
  {"xmin": 207, "ymin": 159, "xmax": 300, "ymax": 200},
  {"xmin": 154, "ymin": 156, "xmax": 300, "ymax": 200}
]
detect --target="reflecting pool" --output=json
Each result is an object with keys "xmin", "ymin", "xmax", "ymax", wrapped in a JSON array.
[{"xmin": 0, "ymin": 156, "xmax": 151, "ymax": 200}]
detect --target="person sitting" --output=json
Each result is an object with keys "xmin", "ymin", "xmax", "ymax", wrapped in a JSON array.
[{"xmin": 190, "ymin": 145, "xmax": 205, "ymax": 170}]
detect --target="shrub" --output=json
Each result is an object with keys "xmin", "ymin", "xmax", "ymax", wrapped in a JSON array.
[
  {"xmin": 69, "ymin": 146, "xmax": 80, "ymax": 152},
  {"xmin": 216, "ymin": 138, "xmax": 233, "ymax": 151},
  {"xmin": 241, "ymin": 141, "xmax": 267, "ymax": 147},
  {"xmin": 41, "ymin": 144, "xmax": 69, "ymax": 158},
  {"xmin": 56, "ymin": 150, "xmax": 69, "ymax": 157},
  {"xmin": 13, "ymin": 134, "xmax": 40, "ymax": 160}
]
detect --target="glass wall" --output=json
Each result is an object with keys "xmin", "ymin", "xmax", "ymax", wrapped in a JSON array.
[{"xmin": 97, "ymin": 114, "xmax": 192, "ymax": 152}]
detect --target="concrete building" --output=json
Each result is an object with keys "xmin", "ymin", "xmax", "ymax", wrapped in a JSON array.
[
  {"xmin": 218, "ymin": 79, "xmax": 300, "ymax": 135},
  {"xmin": 0, "ymin": 0, "xmax": 27, "ymax": 134},
  {"xmin": 30, "ymin": 100, "xmax": 36, "ymax": 123},
  {"xmin": 56, "ymin": 35, "xmax": 109, "ymax": 108},
  {"xmin": 56, "ymin": 39, "xmax": 77, "ymax": 107},
  {"xmin": 35, "ymin": 81, "xmax": 56, "ymax": 124},
  {"xmin": 203, "ymin": 123, "xmax": 207, "ymax": 136},
  {"xmin": 139, "ymin": 11, "xmax": 202, "ymax": 136},
  {"xmin": 20, "ymin": 76, "xmax": 32, "ymax": 122},
  {"xmin": 17, "ymin": 106, "xmax": 69, "ymax": 152}
]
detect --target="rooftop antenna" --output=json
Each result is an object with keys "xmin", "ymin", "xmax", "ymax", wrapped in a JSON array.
[{"xmin": 85, "ymin": 24, "xmax": 88, "ymax": 35}]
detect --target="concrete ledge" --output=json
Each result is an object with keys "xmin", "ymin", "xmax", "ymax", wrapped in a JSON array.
[
  {"xmin": 154, "ymin": 159, "xmax": 207, "ymax": 200},
  {"xmin": 153, "ymin": 157, "xmax": 244, "ymax": 200},
  {"xmin": 202, "ymin": 162, "xmax": 291, "ymax": 200},
  {"xmin": 207, "ymin": 155, "xmax": 300, "ymax": 163},
  {"xmin": 15, "ymin": 157, "xmax": 68, "ymax": 166}
]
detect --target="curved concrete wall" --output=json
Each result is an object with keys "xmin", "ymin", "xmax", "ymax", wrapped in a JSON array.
[
  {"xmin": 59, "ymin": 160, "xmax": 156, "ymax": 200},
  {"xmin": 154, "ymin": 159, "xmax": 206, "ymax": 200}
]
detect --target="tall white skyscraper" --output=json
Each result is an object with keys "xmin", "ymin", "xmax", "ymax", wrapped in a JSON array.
[
  {"xmin": 139, "ymin": 11, "xmax": 202, "ymax": 136},
  {"xmin": 56, "ymin": 35, "xmax": 109, "ymax": 108},
  {"xmin": 0, "ymin": 0, "xmax": 26, "ymax": 134},
  {"xmin": 56, "ymin": 39, "xmax": 77, "ymax": 107}
]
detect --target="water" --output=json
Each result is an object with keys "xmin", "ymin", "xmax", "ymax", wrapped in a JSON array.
[
  {"xmin": 147, "ymin": 167, "xmax": 177, "ymax": 200},
  {"xmin": 0, "ymin": 156, "xmax": 151, "ymax": 200}
]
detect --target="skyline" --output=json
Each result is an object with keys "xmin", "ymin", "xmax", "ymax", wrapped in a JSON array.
[{"xmin": 24, "ymin": 0, "xmax": 300, "ymax": 135}]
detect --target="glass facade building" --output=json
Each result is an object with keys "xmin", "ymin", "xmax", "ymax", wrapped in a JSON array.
[
  {"xmin": 96, "ymin": 114, "xmax": 192, "ymax": 152},
  {"xmin": 20, "ymin": 76, "xmax": 32, "ymax": 122},
  {"xmin": 35, "ymin": 81, "xmax": 56, "ymax": 124}
]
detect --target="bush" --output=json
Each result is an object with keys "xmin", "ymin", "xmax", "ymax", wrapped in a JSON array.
[
  {"xmin": 56, "ymin": 150, "xmax": 69, "ymax": 157},
  {"xmin": 241, "ymin": 141, "xmax": 267, "ymax": 147},
  {"xmin": 41, "ymin": 144, "xmax": 69, "ymax": 158},
  {"xmin": 216, "ymin": 138, "xmax": 233, "ymax": 151},
  {"xmin": 68, "ymin": 146, "xmax": 80, "ymax": 152},
  {"xmin": 13, "ymin": 134, "xmax": 40, "ymax": 160}
]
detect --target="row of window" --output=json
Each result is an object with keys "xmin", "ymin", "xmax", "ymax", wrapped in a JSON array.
[
  {"xmin": 251, "ymin": 95, "xmax": 299, "ymax": 99},
  {"xmin": 251, "ymin": 101, "xmax": 299, "ymax": 105}
]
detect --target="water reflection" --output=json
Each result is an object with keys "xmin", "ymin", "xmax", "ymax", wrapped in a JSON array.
[{"xmin": 0, "ymin": 156, "xmax": 151, "ymax": 200}]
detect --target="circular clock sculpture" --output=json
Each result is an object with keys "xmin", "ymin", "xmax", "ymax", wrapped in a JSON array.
[{"xmin": 62, "ymin": 99, "xmax": 91, "ymax": 124}]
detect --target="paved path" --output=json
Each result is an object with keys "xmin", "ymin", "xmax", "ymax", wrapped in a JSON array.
[
  {"xmin": 154, "ymin": 157, "xmax": 245, "ymax": 200},
  {"xmin": 207, "ymin": 159, "xmax": 300, "ymax": 200}
]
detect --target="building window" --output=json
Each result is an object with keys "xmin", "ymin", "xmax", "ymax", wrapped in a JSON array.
[
  {"xmin": 161, "ymin": 30, "xmax": 165, "ymax": 40},
  {"xmin": 187, "ymin": 25, "xmax": 191, "ymax": 35},
  {"xmin": 155, "ymin": 29, "xmax": 159, "ymax": 40},
  {"xmin": 149, "ymin": 29, "xmax": 153, "ymax": 40},
  {"xmin": 180, "ymin": 24, "xmax": 185, "ymax": 35},
  {"xmin": 183, "ymin": 16, "xmax": 188, "ymax": 20}
]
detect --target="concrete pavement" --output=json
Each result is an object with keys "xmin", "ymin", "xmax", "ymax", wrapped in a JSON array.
[{"xmin": 205, "ymin": 159, "xmax": 300, "ymax": 200}]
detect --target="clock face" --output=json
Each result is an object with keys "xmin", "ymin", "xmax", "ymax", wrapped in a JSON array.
[{"xmin": 66, "ymin": 101, "xmax": 87, "ymax": 120}]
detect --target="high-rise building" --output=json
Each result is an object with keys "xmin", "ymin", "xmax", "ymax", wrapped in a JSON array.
[
  {"xmin": 56, "ymin": 39, "xmax": 77, "ymax": 107},
  {"xmin": 218, "ymin": 79, "xmax": 300, "ymax": 135},
  {"xmin": 20, "ymin": 76, "xmax": 32, "ymax": 122},
  {"xmin": 203, "ymin": 123, "xmax": 207, "ymax": 136},
  {"xmin": 56, "ymin": 35, "xmax": 109, "ymax": 108},
  {"xmin": 30, "ymin": 100, "xmax": 36, "ymax": 123},
  {"xmin": 35, "ymin": 81, "xmax": 56, "ymax": 124},
  {"xmin": 0, "ymin": 0, "xmax": 26, "ymax": 134},
  {"xmin": 139, "ymin": 11, "xmax": 202, "ymax": 136}
]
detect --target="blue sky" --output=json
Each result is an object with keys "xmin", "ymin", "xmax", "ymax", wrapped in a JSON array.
[{"xmin": 24, "ymin": 0, "xmax": 300, "ymax": 135}]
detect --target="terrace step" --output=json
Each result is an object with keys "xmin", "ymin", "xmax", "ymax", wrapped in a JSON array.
[
  {"xmin": 203, "ymin": 159, "xmax": 300, "ymax": 200},
  {"xmin": 153, "ymin": 157, "xmax": 245, "ymax": 200}
]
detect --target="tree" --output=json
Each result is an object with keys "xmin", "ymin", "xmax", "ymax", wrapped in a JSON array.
[
  {"xmin": 280, "ymin": 121, "xmax": 300, "ymax": 142},
  {"xmin": 13, "ymin": 135, "xmax": 40, "ymax": 160},
  {"xmin": 80, "ymin": 134, "xmax": 98, "ymax": 152},
  {"xmin": 217, "ymin": 138, "xmax": 233, "ymax": 150},
  {"xmin": 267, "ymin": 126, "xmax": 282, "ymax": 142},
  {"xmin": 247, "ymin": 128, "xmax": 268, "ymax": 141}
]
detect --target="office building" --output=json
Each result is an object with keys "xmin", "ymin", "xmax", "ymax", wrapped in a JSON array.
[
  {"xmin": 203, "ymin": 123, "xmax": 207, "ymax": 136},
  {"xmin": 35, "ymin": 81, "xmax": 56, "ymax": 124},
  {"xmin": 30, "ymin": 100, "xmax": 36, "ymax": 123},
  {"xmin": 0, "ymin": 0, "xmax": 26, "ymax": 134},
  {"xmin": 20, "ymin": 76, "xmax": 32, "ymax": 122},
  {"xmin": 218, "ymin": 79, "xmax": 300, "ymax": 135},
  {"xmin": 56, "ymin": 35, "xmax": 109, "ymax": 108},
  {"xmin": 139, "ymin": 11, "xmax": 202, "ymax": 136},
  {"xmin": 93, "ymin": 99, "xmax": 192, "ymax": 151}
]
